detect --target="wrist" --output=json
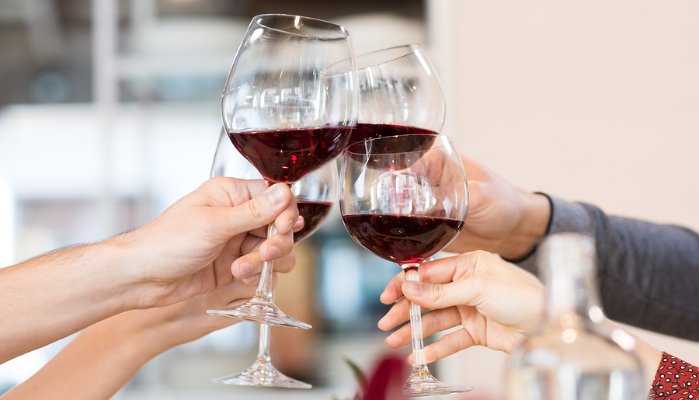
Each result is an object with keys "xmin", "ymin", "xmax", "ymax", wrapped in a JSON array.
[
  {"xmin": 90, "ymin": 308, "xmax": 177, "ymax": 357},
  {"xmin": 501, "ymin": 192, "xmax": 552, "ymax": 261},
  {"xmin": 102, "ymin": 232, "xmax": 157, "ymax": 310}
]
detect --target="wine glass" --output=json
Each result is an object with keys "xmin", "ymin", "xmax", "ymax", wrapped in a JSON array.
[
  {"xmin": 208, "ymin": 128, "xmax": 337, "ymax": 388},
  {"xmin": 209, "ymin": 14, "xmax": 356, "ymax": 329},
  {"xmin": 351, "ymin": 44, "xmax": 444, "ymax": 143},
  {"xmin": 209, "ymin": 128, "xmax": 337, "ymax": 244},
  {"xmin": 340, "ymin": 134, "xmax": 471, "ymax": 397}
]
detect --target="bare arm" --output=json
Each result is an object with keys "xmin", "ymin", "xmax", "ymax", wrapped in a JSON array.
[
  {"xmin": 0, "ymin": 241, "xmax": 137, "ymax": 364},
  {"xmin": 0, "ymin": 178, "xmax": 299, "ymax": 364},
  {"xmin": 1, "ymin": 278, "xmax": 265, "ymax": 400}
]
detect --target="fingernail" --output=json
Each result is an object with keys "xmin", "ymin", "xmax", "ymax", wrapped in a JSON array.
[
  {"xmin": 403, "ymin": 281, "xmax": 423, "ymax": 297},
  {"xmin": 266, "ymin": 245, "xmax": 280, "ymax": 259},
  {"xmin": 266, "ymin": 183, "xmax": 287, "ymax": 206}
]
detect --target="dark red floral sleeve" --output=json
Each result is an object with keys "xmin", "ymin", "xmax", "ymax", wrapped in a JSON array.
[{"xmin": 648, "ymin": 352, "xmax": 699, "ymax": 399}]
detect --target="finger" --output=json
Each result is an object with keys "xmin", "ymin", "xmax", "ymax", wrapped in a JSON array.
[
  {"xmin": 213, "ymin": 239, "xmax": 242, "ymax": 287},
  {"xmin": 241, "ymin": 215, "xmax": 302, "ymax": 241},
  {"xmin": 271, "ymin": 252, "xmax": 296, "ymax": 274},
  {"xmin": 377, "ymin": 297, "xmax": 411, "ymax": 331},
  {"xmin": 379, "ymin": 271, "xmax": 405, "ymax": 304},
  {"xmin": 209, "ymin": 279, "xmax": 256, "ymax": 306},
  {"xmin": 232, "ymin": 235, "xmax": 295, "ymax": 279},
  {"xmin": 292, "ymin": 216, "xmax": 304, "ymax": 233},
  {"xmin": 258, "ymin": 228, "xmax": 295, "ymax": 261},
  {"xmin": 204, "ymin": 282, "xmax": 256, "ymax": 331},
  {"xmin": 385, "ymin": 307, "xmax": 461, "ymax": 348},
  {"xmin": 408, "ymin": 328, "xmax": 478, "ymax": 365},
  {"xmin": 402, "ymin": 279, "xmax": 479, "ymax": 311},
  {"xmin": 239, "ymin": 216, "xmax": 300, "ymax": 253},
  {"xmin": 273, "ymin": 195, "xmax": 299, "ymax": 235},
  {"xmin": 240, "ymin": 234, "xmax": 264, "ymax": 256},
  {"xmin": 238, "ymin": 252, "xmax": 296, "ymax": 277},
  {"xmin": 416, "ymin": 254, "xmax": 471, "ymax": 285},
  {"xmin": 213, "ymin": 183, "xmax": 297, "ymax": 237},
  {"xmin": 401, "ymin": 252, "xmax": 488, "ymax": 309},
  {"xmin": 246, "ymin": 226, "xmax": 271, "ymax": 239},
  {"xmin": 241, "ymin": 273, "xmax": 261, "ymax": 286}
]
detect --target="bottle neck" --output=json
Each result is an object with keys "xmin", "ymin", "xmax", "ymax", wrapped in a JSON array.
[
  {"xmin": 545, "ymin": 266, "xmax": 603, "ymax": 327},
  {"xmin": 540, "ymin": 234, "xmax": 603, "ymax": 327}
]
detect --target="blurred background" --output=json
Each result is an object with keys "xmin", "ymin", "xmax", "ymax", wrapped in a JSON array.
[{"xmin": 1, "ymin": 0, "xmax": 699, "ymax": 399}]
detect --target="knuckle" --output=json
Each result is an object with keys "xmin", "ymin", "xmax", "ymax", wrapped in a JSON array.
[
  {"xmin": 431, "ymin": 284, "xmax": 445, "ymax": 303},
  {"xmin": 246, "ymin": 198, "xmax": 262, "ymax": 218}
]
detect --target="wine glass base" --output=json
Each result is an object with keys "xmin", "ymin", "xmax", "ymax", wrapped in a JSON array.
[
  {"xmin": 207, "ymin": 299, "xmax": 311, "ymax": 329},
  {"xmin": 404, "ymin": 383, "xmax": 472, "ymax": 397},
  {"xmin": 213, "ymin": 358, "xmax": 312, "ymax": 389},
  {"xmin": 404, "ymin": 366, "xmax": 472, "ymax": 397}
]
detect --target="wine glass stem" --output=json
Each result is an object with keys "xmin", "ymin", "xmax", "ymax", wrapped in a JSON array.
[
  {"xmin": 257, "ymin": 323, "xmax": 272, "ymax": 363},
  {"xmin": 254, "ymin": 224, "xmax": 277, "ymax": 302},
  {"xmin": 404, "ymin": 266, "xmax": 428, "ymax": 370}
]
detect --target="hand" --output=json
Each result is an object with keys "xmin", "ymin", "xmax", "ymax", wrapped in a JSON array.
[
  {"xmin": 378, "ymin": 251, "xmax": 544, "ymax": 363},
  {"xmin": 446, "ymin": 157, "xmax": 551, "ymax": 260},
  {"xmin": 104, "ymin": 278, "xmax": 264, "ymax": 351},
  {"xmin": 114, "ymin": 177, "xmax": 300, "ymax": 308}
]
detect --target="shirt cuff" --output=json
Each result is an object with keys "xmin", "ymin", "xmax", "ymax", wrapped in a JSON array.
[
  {"xmin": 514, "ymin": 194, "xmax": 593, "ymax": 274},
  {"xmin": 548, "ymin": 196, "xmax": 594, "ymax": 236}
]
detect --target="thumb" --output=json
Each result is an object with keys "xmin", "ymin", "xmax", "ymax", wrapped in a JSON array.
[
  {"xmin": 402, "ymin": 279, "xmax": 478, "ymax": 310},
  {"xmin": 214, "ymin": 183, "xmax": 294, "ymax": 236}
]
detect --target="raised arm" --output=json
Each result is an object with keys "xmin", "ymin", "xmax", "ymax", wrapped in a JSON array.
[
  {"xmin": 0, "ymin": 178, "xmax": 299, "ymax": 363},
  {"xmin": 452, "ymin": 156, "xmax": 699, "ymax": 340}
]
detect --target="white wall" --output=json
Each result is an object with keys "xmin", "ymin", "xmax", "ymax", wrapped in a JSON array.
[{"xmin": 428, "ymin": 0, "xmax": 699, "ymax": 397}]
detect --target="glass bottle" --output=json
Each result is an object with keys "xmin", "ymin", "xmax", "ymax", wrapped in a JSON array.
[{"xmin": 505, "ymin": 233, "xmax": 645, "ymax": 400}]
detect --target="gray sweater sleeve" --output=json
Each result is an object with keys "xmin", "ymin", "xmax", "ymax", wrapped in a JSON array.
[{"xmin": 518, "ymin": 196, "xmax": 699, "ymax": 340}]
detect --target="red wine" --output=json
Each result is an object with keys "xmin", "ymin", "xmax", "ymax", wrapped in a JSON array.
[
  {"xmin": 295, "ymin": 201, "xmax": 333, "ymax": 243},
  {"xmin": 350, "ymin": 123, "xmax": 438, "ymax": 145},
  {"xmin": 341, "ymin": 214, "xmax": 464, "ymax": 264},
  {"xmin": 346, "ymin": 127, "xmax": 439, "ymax": 170},
  {"xmin": 228, "ymin": 127, "xmax": 352, "ymax": 183}
]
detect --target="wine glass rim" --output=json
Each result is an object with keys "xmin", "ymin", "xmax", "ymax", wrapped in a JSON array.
[
  {"xmin": 345, "ymin": 133, "xmax": 448, "ymax": 155},
  {"xmin": 226, "ymin": 124, "xmax": 355, "ymax": 134},
  {"xmin": 252, "ymin": 14, "xmax": 351, "ymax": 40},
  {"xmin": 356, "ymin": 44, "xmax": 424, "ymax": 70}
]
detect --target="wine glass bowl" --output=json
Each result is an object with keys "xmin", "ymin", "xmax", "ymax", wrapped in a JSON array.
[
  {"xmin": 213, "ymin": 13, "xmax": 356, "ymax": 329},
  {"xmin": 222, "ymin": 14, "xmax": 357, "ymax": 184},
  {"xmin": 351, "ymin": 44, "xmax": 445, "ymax": 144},
  {"xmin": 341, "ymin": 134, "xmax": 467, "ymax": 265},
  {"xmin": 340, "ymin": 134, "xmax": 471, "ymax": 397}
]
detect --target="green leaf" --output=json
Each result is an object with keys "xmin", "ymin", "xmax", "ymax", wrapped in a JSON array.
[{"xmin": 343, "ymin": 357, "xmax": 369, "ymax": 392}]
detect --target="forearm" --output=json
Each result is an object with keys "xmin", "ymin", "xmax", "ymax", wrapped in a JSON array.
[
  {"xmin": 2, "ymin": 312, "xmax": 169, "ymax": 400},
  {"xmin": 519, "ymin": 197, "xmax": 699, "ymax": 340},
  {"xmin": 0, "ymin": 239, "xmax": 140, "ymax": 363}
]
